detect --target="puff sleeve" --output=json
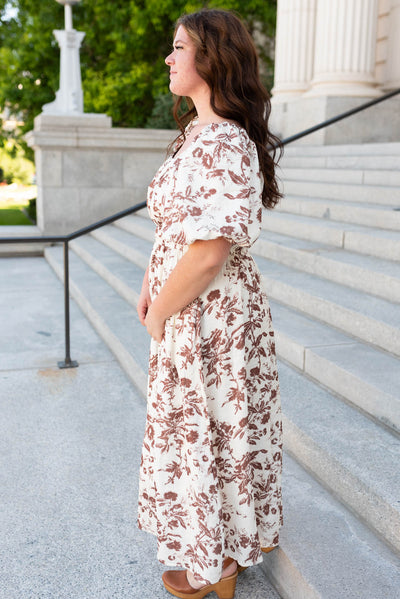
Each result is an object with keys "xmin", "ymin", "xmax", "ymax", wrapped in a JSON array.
[{"xmin": 166, "ymin": 124, "xmax": 263, "ymax": 248}]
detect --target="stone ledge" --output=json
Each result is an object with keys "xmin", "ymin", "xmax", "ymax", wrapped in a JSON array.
[
  {"xmin": 27, "ymin": 127, "xmax": 176, "ymax": 151},
  {"xmin": 33, "ymin": 112, "xmax": 112, "ymax": 130},
  {"xmin": 270, "ymin": 95, "xmax": 400, "ymax": 145}
]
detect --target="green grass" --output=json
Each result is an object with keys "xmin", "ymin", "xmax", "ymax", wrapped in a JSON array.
[
  {"xmin": 0, "ymin": 197, "xmax": 35, "ymax": 225},
  {"xmin": 0, "ymin": 206, "xmax": 33, "ymax": 225}
]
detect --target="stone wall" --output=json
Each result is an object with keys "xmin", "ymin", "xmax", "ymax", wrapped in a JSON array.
[{"xmin": 26, "ymin": 113, "xmax": 176, "ymax": 235}]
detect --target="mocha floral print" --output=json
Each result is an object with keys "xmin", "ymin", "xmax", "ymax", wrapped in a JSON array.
[{"xmin": 137, "ymin": 121, "xmax": 282, "ymax": 585}]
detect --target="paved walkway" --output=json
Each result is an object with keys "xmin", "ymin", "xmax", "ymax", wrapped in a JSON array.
[
  {"xmin": 0, "ymin": 256, "xmax": 280, "ymax": 599},
  {"xmin": 0, "ymin": 183, "xmax": 37, "ymax": 203}
]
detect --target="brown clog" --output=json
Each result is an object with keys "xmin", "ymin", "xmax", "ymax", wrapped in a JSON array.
[{"xmin": 162, "ymin": 558, "xmax": 238, "ymax": 599}]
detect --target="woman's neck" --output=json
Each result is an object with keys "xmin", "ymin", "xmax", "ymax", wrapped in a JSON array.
[{"xmin": 191, "ymin": 92, "xmax": 223, "ymax": 126}]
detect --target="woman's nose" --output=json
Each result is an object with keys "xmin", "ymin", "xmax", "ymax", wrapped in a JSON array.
[{"xmin": 165, "ymin": 53, "xmax": 174, "ymax": 66}]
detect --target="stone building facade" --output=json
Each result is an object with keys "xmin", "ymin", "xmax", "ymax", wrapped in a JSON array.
[{"xmin": 269, "ymin": 0, "xmax": 400, "ymax": 143}]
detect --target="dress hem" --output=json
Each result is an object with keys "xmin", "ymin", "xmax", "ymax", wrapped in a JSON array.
[{"xmin": 137, "ymin": 519, "xmax": 278, "ymax": 572}]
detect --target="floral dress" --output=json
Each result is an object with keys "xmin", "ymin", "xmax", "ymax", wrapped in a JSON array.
[{"xmin": 137, "ymin": 121, "xmax": 282, "ymax": 585}]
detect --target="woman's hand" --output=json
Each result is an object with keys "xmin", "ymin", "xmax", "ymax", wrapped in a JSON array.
[
  {"xmin": 137, "ymin": 267, "xmax": 151, "ymax": 325},
  {"xmin": 139, "ymin": 238, "xmax": 231, "ymax": 342},
  {"xmin": 144, "ymin": 304, "xmax": 166, "ymax": 343},
  {"xmin": 137, "ymin": 288, "xmax": 151, "ymax": 325}
]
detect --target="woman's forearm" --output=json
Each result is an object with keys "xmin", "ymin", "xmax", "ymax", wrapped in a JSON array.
[
  {"xmin": 150, "ymin": 237, "xmax": 231, "ymax": 321},
  {"xmin": 141, "ymin": 266, "xmax": 149, "ymax": 292},
  {"xmin": 137, "ymin": 266, "xmax": 151, "ymax": 325}
]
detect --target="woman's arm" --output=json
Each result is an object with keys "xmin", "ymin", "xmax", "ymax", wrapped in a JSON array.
[
  {"xmin": 145, "ymin": 237, "xmax": 231, "ymax": 342},
  {"xmin": 137, "ymin": 266, "xmax": 151, "ymax": 326}
]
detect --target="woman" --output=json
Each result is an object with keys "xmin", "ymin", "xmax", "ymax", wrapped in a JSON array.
[{"xmin": 137, "ymin": 9, "xmax": 283, "ymax": 599}]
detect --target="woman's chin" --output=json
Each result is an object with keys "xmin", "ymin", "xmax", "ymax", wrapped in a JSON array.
[{"xmin": 169, "ymin": 83, "xmax": 186, "ymax": 98}]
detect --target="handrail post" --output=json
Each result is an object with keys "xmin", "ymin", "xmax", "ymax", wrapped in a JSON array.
[{"xmin": 58, "ymin": 240, "xmax": 78, "ymax": 369}]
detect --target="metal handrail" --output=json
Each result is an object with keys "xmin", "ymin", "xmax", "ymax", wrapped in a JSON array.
[
  {"xmin": 0, "ymin": 201, "xmax": 146, "ymax": 368},
  {"xmin": 1, "ymin": 87, "xmax": 400, "ymax": 368},
  {"xmin": 0, "ymin": 201, "xmax": 147, "ymax": 245}
]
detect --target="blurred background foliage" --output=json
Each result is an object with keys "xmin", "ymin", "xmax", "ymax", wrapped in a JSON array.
[
  {"xmin": 0, "ymin": 0, "xmax": 277, "ymax": 159},
  {"xmin": 0, "ymin": 141, "xmax": 34, "ymax": 184}
]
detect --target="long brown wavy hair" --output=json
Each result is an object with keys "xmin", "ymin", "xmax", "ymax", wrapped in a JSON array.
[{"xmin": 170, "ymin": 8, "xmax": 283, "ymax": 210}]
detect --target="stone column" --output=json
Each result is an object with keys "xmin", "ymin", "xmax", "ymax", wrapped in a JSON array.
[
  {"xmin": 271, "ymin": 0, "xmax": 317, "ymax": 101},
  {"xmin": 384, "ymin": 0, "xmax": 400, "ymax": 89},
  {"xmin": 306, "ymin": 0, "xmax": 380, "ymax": 96}
]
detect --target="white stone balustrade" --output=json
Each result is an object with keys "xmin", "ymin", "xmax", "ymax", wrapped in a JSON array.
[{"xmin": 42, "ymin": 0, "xmax": 85, "ymax": 115}]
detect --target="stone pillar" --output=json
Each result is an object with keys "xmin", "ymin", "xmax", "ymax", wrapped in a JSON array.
[
  {"xmin": 384, "ymin": 0, "xmax": 400, "ymax": 89},
  {"xmin": 271, "ymin": 0, "xmax": 317, "ymax": 100},
  {"xmin": 306, "ymin": 0, "xmax": 380, "ymax": 96}
]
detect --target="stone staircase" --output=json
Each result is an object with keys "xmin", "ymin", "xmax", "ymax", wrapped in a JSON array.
[{"xmin": 44, "ymin": 141, "xmax": 400, "ymax": 598}]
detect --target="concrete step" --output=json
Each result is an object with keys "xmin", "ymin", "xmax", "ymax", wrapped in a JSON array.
[
  {"xmin": 71, "ymin": 226, "xmax": 400, "ymax": 552},
  {"xmin": 280, "ymin": 143, "xmax": 400, "ymax": 171},
  {"xmin": 281, "ymin": 154, "xmax": 400, "ymax": 170},
  {"xmin": 254, "ymin": 229, "xmax": 400, "ymax": 304},
  {"xmin": 115, "ymin": 214, "xmax": 400, "ymax": 304},
  {"xmin": 262, "ymin": 212, "xmax": 400, "ymax": 262},
  {"xmin": 109, "ymin": 216, "xmax": 400, "ymax": 358},
  {"xmin": 114, "ymin": 214, "xmax": 155, "ymax": 242},
  {"xmin": 74, "ymin": 231, "xmax": 400, "ymax": 433},
  {"xmin": 280, "ymin": 167, "xmax": 400, "ymax": 187},
  {"xmin": 71, "ymin": 232, "xmax": 400, "ymax": 432},
  {"xmin": 123, "ymin": 207, "xmax": 400, "ymax": 263},
  {"xmin": 91, "ymin": 226, "xmax": 154, "ymax": 264},
  {"xmin": 282, "ymin": 179, "xmax": 400, "ymax": 207},
  {"xmin": 271, "ymin": 301, "xmax": 400, "ymax": 434},
  {"xmin": 263, "ymin": 454, "xmax": 400, "ymax": 599},
  {"xmin": 279, "ymin": 361, "xmax": 400, "ymax": 553},
  {"xmin": 84, "ymin": 226, "xmax": 400, "ymax": 433},
  {"xmin": 282, "ymin": 142, "xmax": 400, "ymax": 156},
  {"xmin": 0, "ymin": 226, "xmax": 46, "ymax": 256},
  {"xmin": 44, "ymin": 243, "xmax": 400, "ymax": 597},
  {"xmin": 69, "ymin": 238, "xmax": 140, "ymax": 307},
  {"xmin": 44, "ymin": 245, "xmax": 149, "ymax": 397},
  {"xmin": 256, "ymin": 255, "xmax": 400, "ymax": 357},
  {"xmin": 276, "ymin": 196, "xmax": 400, "ymax": 231},
  {"xmin": 121, "ymin": 209, "xmax": 400, "ymax": 264}
]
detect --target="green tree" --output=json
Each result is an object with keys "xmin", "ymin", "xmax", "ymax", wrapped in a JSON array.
[{"xmin": 0, "ymin": 0, "xmax": 277, "ymax": 139}]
